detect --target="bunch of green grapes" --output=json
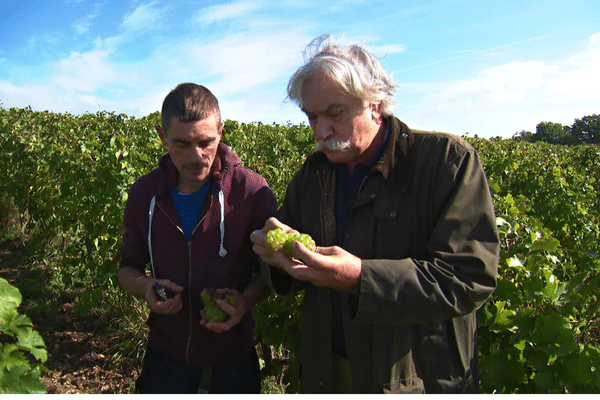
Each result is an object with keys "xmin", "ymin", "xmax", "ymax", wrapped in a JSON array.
[
  {"xmin": 265, "ymin": 228, "xmax": 316, "ymax": 258},
  {"xmin": 201, "ymin": 288, "xmax": 237, "ymax": 322}
]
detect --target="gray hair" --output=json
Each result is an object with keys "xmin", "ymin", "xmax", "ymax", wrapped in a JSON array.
[{"xmin": 287, "ymin": 34, "xmax": 397, "ymax": 117}]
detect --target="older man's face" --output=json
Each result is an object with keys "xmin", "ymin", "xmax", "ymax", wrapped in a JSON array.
[{"xmin": 301, "ymin": 75, "xmax": 384, "ymax": 171}]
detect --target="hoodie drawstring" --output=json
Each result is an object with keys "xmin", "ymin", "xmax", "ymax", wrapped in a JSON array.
[
  {"xmin": 217, "ymin": 189, "xmax": 228, "ymax": 257},
  {"xmin": 148, "ymin": 195, "xmax": 157, "ymax": 278},
  {"xmin": 147, "ymin": 190, "xmax": 227, "ymax": 267}
]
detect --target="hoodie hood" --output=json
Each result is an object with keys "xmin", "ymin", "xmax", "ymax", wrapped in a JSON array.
[{"xmin": 149, "ymin": 142, "xmax": 242, "ymax": 266}]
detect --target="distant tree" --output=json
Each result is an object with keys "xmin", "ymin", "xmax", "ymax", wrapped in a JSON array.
[
  {"xmin": 534, "ymin": 121, "xmax": 570, "ymax": 144},
  {"xmin": 570, "ymin": 114, "xmax": 600, "ymax": 145},
  {"xmin": 513, "ymin": 130, "xmax": 534, "ymax": 142},
  {"xmin": 515, "ymin": 114, "xmax": 600, "ymax": 145}
]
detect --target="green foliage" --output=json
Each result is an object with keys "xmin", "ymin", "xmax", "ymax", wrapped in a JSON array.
[
  {"xmin": 469, "ymin": 137, "xmax": 600, "ymax": 393},
  {"xmin": 0, "ymin": 278, "xmax": 47, "ymax": 394},
  {"xmin": 1, "ymin": 106, "xmax": 599, "ymax": 393},
  {"xmin": 535, "ymin": 121, "xmax": 570, "ymax": 144},
  {"xmin": 0, "ymin": 107, "xmax": 162, "ymax": 303},
  {"xmin": 253, "ymin": 291, "xmax": 303, "ymax": 393},
  {"xmin": 571, "ymin": 114, "xmax": 600, "ymax": 145},
  {"xmin": 0, "ymin": 195, "xmax": 22, "ymax": 241},
  {"xmin": 220, "ymin": 120, "xmax": 311, "ymax": 391},
  {"xmin": 221, "ymin": 119, "xmax": 314, "ymax": 203}
]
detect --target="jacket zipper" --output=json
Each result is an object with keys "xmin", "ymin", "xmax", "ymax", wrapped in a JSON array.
[
  {"xmin": 157, "ymin": 196, "xmax": 212, "ymax": 365},
  {"xmin": 185, "ymin": 241, "xmax": 193, "ymax": 364},
  {"xmin": 184, "ymin": 196, "xmax": 212, "ymax": 364}
]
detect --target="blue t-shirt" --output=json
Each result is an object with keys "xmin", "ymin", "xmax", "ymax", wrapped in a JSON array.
[{"xmin": 170, "ymin": 179, "xmax": 213, "ymax": 241}]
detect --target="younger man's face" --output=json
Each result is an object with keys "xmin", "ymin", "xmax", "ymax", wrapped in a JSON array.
[{"xmin": 157, "ymin": 113, "xmax": 223, "ymax": 194}]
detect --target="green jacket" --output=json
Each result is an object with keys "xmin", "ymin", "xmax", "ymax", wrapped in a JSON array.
[{"xmin": 263, "ymin": 117, "xmax": 499, "ymax": 393}]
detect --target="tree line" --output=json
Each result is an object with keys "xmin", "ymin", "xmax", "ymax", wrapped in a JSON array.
[{"xmin": 514, "ymin": 114, "xmax": 600, "ymax": 145}]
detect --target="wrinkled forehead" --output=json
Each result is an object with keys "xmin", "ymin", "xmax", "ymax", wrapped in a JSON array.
[{"xmin": 301, "ymin": 75, "xmax": 363, "ymax": 113}]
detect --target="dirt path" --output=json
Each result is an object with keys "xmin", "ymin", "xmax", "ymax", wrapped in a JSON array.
[{"xmin": 0, "ymin": 239, "xmax": 139, "ymax": 394}]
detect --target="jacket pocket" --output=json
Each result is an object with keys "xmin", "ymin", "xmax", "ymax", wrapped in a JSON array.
[{"xmin": 383, "ymin": 377, "xmax": 425, "ymax": 394}]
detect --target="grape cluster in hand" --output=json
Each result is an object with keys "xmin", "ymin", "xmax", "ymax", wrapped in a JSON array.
[
  {"xmin": 265, "ymin": 228, "xmax": 316, "ymax": 258},
  {"xmin": 201, "ymin": 288, "xmax": 237, "ymax": 322}
]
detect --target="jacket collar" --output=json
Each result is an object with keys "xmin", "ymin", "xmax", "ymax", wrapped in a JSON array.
[
  {"xmin": 374, "ymin": 116, "xmax": 414, "ymax": 183},
  {"xmin": 308, "ymin": 116, "xmax": 414, "ymax": 190}
]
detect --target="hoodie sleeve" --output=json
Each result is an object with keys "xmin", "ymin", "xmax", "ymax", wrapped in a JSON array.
[{"xmin": 248, "ymin": 176, "xmax": 279, "ymax": 277}]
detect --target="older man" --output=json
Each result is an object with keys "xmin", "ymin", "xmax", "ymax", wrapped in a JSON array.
[{"xmin": 251, "ymin": 34, "xmax": 499, "ymax": 394}]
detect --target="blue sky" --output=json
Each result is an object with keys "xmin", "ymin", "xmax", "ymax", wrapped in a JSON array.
[{"xmin": 1, "ymin": 0, "xmax": 599, "ymax": 138}]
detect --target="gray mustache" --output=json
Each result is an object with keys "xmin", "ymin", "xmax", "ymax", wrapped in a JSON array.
[{"xmin": 314, "ymin": 138, "xmax": 352, "ymax": 152}]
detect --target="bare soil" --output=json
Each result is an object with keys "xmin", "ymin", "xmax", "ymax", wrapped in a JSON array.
[{"xmin": 0, "ymin": 239, "xmax": 139, "ymax": 394}]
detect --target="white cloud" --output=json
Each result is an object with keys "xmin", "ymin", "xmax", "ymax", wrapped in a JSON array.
[
  {"xmin": 72, "ymin": 21, "xmax": 92, "ymax": 34},
  {"xmin": 219, "ymin": 91, "xmax": 306, "ymax": 124},
  {"xmin": 588, "ymin": 32, "xmax": 600, "ymax": 46},
  {"xmin": 6, "ymin": 0, "xmax": 597, "ymax": 142},
  {"xmin": 370, "ymin": 44, "xmax": 406, "ymax": 56},
  {"xmin": 52, "ymin": 49, "xmax": 117, "ymax": 92},
  {"xmin": 0, "ymin": 80, "xmax": 97, "ymax": 114},
  {"xmin": 448, "ymin": 61, "xmax": 557, "ymax": 103},
  {"xmin": 121, "ymin": 1, "xmax": 166, "ymax": 32},
  {"xmin": 25, "ymin": 32, "xmax": 65, "ymax": 51},
  {"xmin": 19, "ymin": 29, "xmax": 311, "ymax": 119},
  {"xmin": 400, "ymin": 32, "xmax": 600, "ymax": 136},
  {"xmin": 196, "ymin": 1, "xmax": 260, "ymax": 24},
  {"xmin": 188, "ymin": 33, "xmax": 308, "ymax": 95},
  {"xmin": 550, "ymin": 32, "xmax": 600, "ymax": 102},
  {"xmin": 69, "ymin": 2, "xmax": 103, "ymax": 35}
]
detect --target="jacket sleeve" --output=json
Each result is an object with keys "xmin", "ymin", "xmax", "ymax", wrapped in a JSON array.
[
  {"xmin": 248, "ymin": 178, "xmax": 279, "ymax": 279},
  {"xmin": 355, "ymin": 144, "xmax": 499, "ymax": 325},
  {"xmin": 260, "ymin": 163, "xmax": 311, "ymax": 295}
]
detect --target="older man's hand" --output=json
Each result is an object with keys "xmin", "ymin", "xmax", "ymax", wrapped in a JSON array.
[{"xmin": 251, "ymin": 217, "xmax": 362, "ymax": 294}]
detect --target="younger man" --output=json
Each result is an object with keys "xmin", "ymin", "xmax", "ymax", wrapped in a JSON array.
[{"xmin": 118, "ymin": 83, "xmax": 277, "ymax": 393}]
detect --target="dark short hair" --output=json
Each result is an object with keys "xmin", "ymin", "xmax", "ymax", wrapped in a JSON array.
[{"xmin": 160, "ymin": 83, "xmax": 221, "ymax": 133}]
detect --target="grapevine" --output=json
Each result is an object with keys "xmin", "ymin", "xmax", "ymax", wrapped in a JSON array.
[{"xmin": 1, "ymin": 107, "xmax": 599, "ymax": 393}]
